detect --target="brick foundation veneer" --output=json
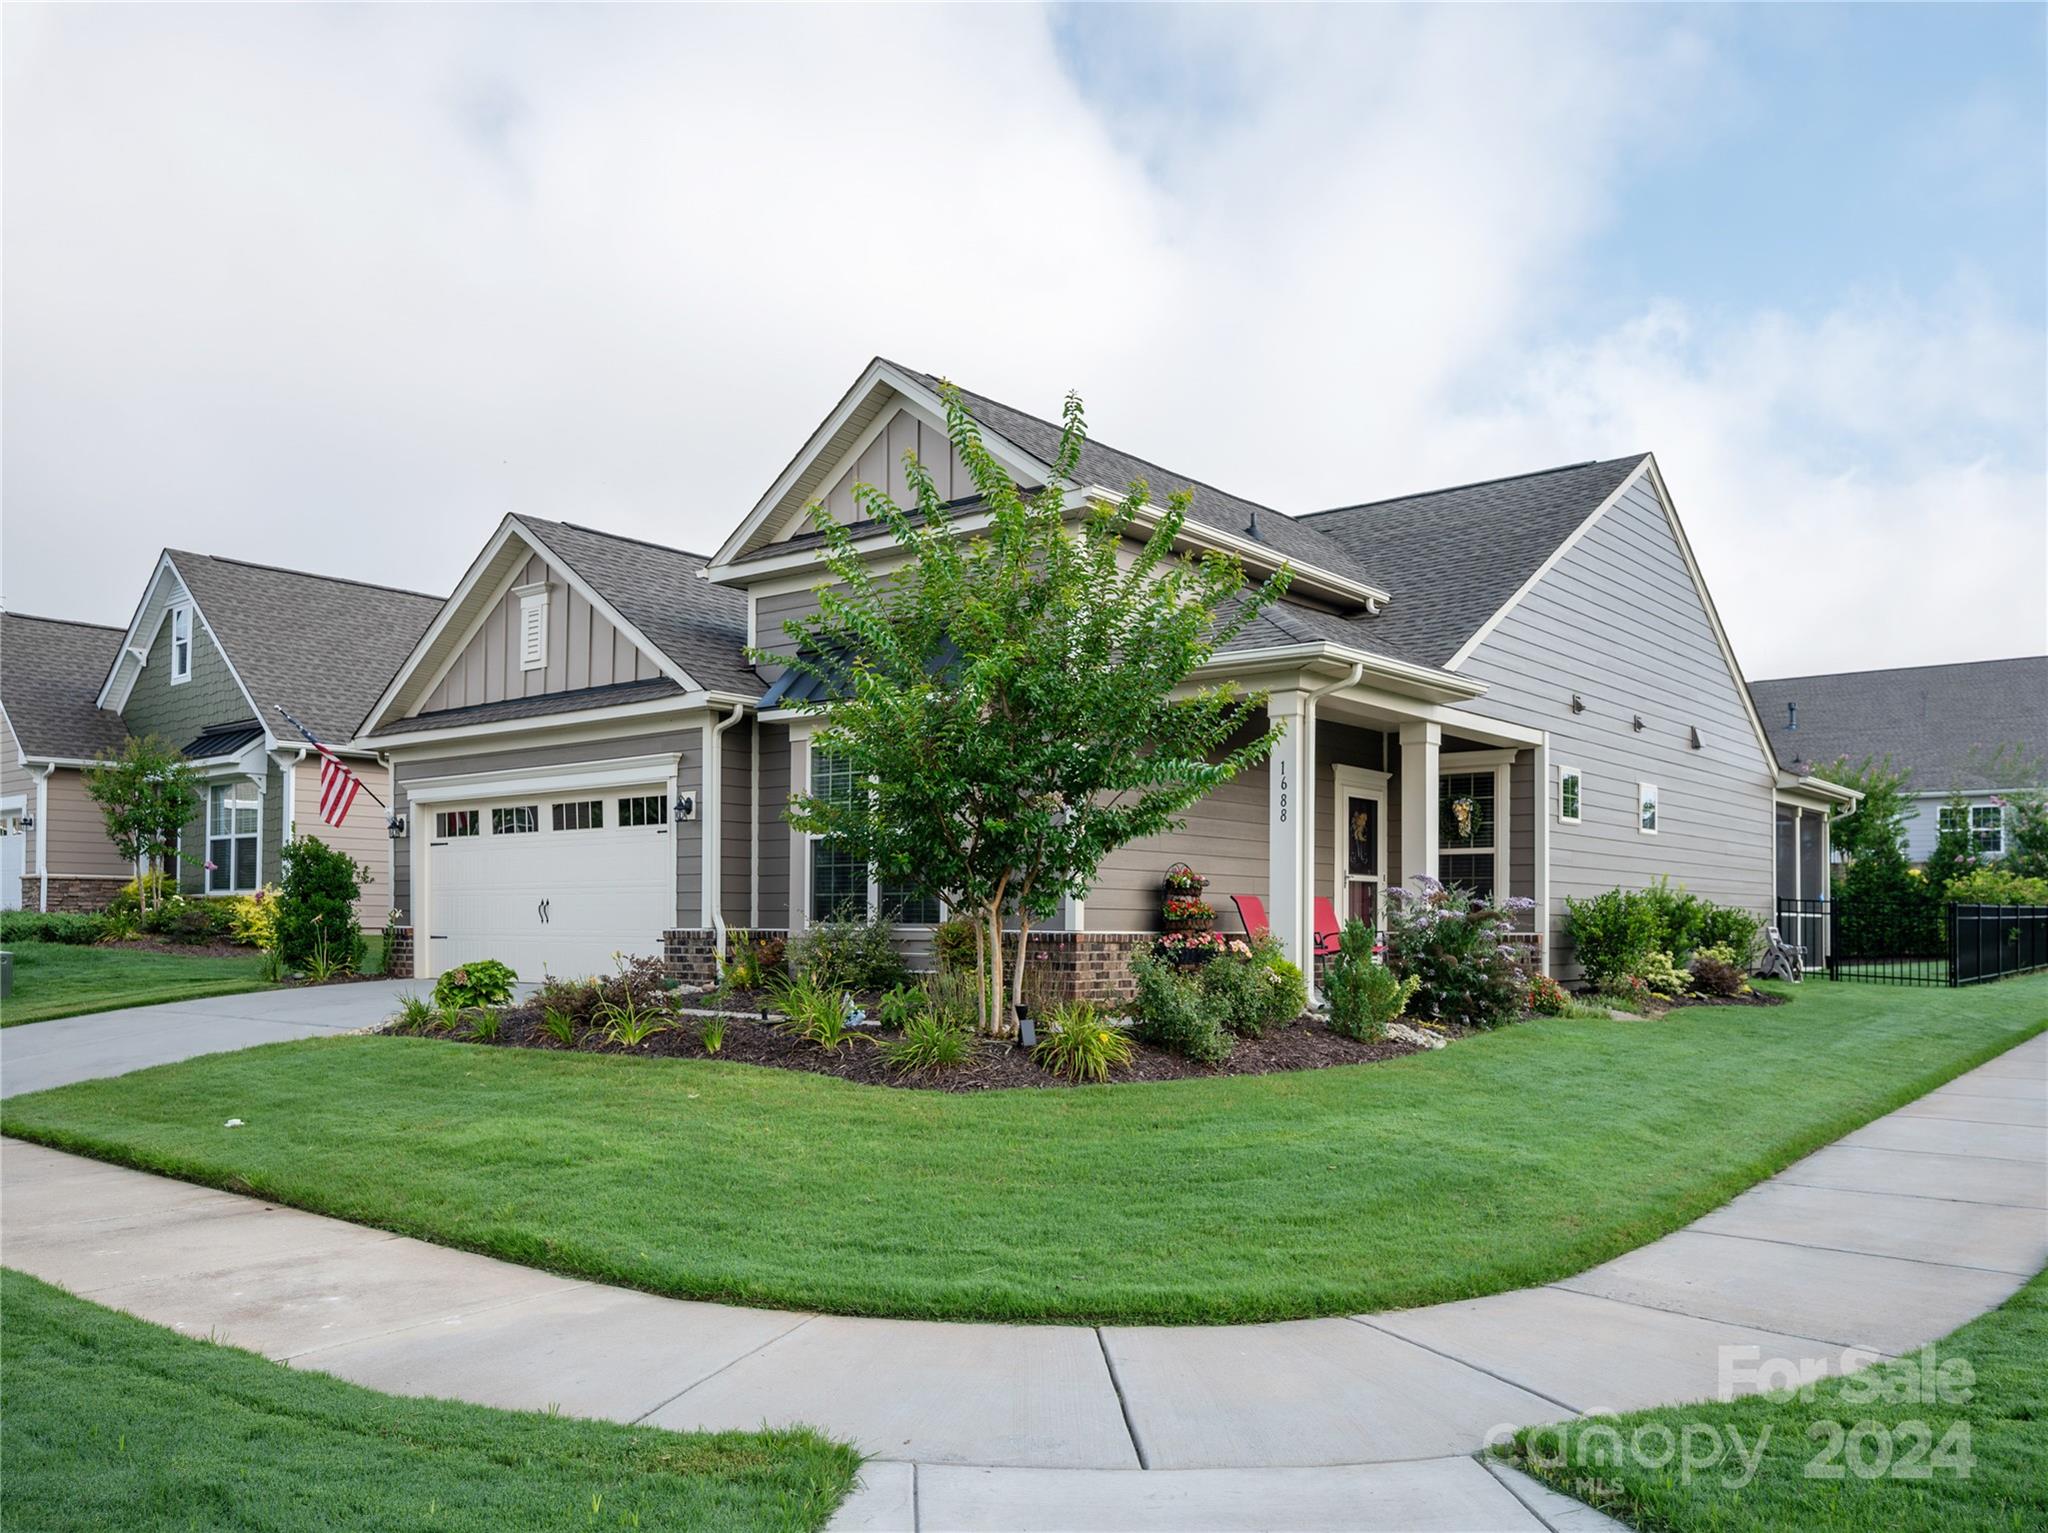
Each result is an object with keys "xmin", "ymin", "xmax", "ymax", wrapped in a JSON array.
[
  {"xmin": 1022, "ymin": 931, "xmax": 1153, "ymax": 1005},
  {"xmin": 383, "ymin": 926, "xmax": 414, "ymax": 979},
  {"xmin": 662, "ymin": 929, "xmax": 720, "ymax": 987},
  {"xmin": 27, "ymin": 875, "xmax": 128, "ymax": 913}
]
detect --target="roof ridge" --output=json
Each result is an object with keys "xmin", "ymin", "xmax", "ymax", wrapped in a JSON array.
[
  {"xmin": 536, "ymin": 518, "xmax": 712, "ymax": 565},
  {"xmin": 1752, "ymin": 655, "xmax": 2048, "ymax": 685},
  {"xmin": 2, "ymin": 611, "xmax": 126, "ymax": 633},
  {"xmin": 1300, "ymin": 455, "xmax": 1648, "ymax": 519},
  {"xmin": 170, "ymin": 549, "xmax": 443, "ymax": 603}
]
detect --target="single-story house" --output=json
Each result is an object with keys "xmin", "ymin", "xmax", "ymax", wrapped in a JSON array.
[
  {"xmin": 1751, "ymin": 656, "xmax": 2048, "ymax": 866},
  {"xmin": 359, "ymin": 357, "xmax": 1851, "ymax": 989},
  {"xmin": 2, "ymin": 553, "xmax": 443, "ymax": 923}
]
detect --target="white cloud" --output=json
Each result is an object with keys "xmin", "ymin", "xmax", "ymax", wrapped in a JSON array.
[{"xmin": 2, "ymin": 5, "xmax": 2040, "ymax": 680}]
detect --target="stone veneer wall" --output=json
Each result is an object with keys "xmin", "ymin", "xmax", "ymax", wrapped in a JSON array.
[
  {"xmin": 29, "ymin": 875, "xmax": 129, "ymax": 913},
  {"xmin": 383, "ymin": 926, "xmax": 414, "ymax": 980}
]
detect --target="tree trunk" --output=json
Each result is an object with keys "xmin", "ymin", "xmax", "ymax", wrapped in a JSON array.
[
  {"xmin": 971, "ymin": 919, "xmax": 988, "ymax": 1033},
  {"xmin": 1009, "ymin": 909, "xmax": 1034, "ymax": 1020}
]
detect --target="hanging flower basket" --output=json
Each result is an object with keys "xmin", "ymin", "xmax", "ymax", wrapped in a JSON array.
[
  {"xmin": 1162, "ymin": 895, "xmax": 1215, "ymax": 933},
  {"xmin": 1155, "ymin": 930, "xmax": 1245, "ymax": 966},
  {"xmin": 1162, "ymin": 862, "xmax": 1209, "ymax": 896}
]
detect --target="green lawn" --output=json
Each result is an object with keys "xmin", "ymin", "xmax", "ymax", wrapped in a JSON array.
[
  {"xmin": 0, "ymin": 941, "xmax": 273, "ymax": 1027},
  {"xmin": 3, "ymin": 977, "xmax": 2042, "ymax": 1325},
  {"xmin": 0, "ymin": 1269, "xmax": 858, "ymax": 1533},
  {"xmin": 1506, "ymin": 1265, "xmax": 2048, "ymax": 1532}
]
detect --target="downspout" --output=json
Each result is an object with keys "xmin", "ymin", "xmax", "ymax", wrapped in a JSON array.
[
  {"xmin": 749, "ymin": 721, "xmax": 760, "ymax": 928},
  {"xmin": 1299, "ymin": 661, "xmax": 1364, "ymax": 979},
  {"xmin": 706, "ymin": 703, "xmax": 748, "ymax": 973},
  {"xmin": 34, "ymin": 765, "xmax": 52, "ymax": 912}
]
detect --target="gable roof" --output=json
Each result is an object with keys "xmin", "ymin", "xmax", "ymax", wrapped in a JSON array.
[
  {"xmin": 164, "ymin": 553, "xmax": 445, "ymax": 746},
  {"xmin": 511, "ymin": 519, "xmax": 754, "ymax": 697},
  {"xmin": 1, "ymin": 612, "xmax": 129, "ymax": 761},
  {"xmin": 1297, "ymin": 456, "xmax": 1651, "ymax": 667},
  {"xmin": 1749, "ymin": 656, "xmax": 2048, "ymax": 792}
]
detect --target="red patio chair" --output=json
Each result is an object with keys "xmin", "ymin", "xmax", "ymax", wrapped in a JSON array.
[
  {"xmin": 1312, "ymin": 897, "xmax": 1344, "ymax": 958},
  {"xmin": 1229, "ymin": 893, "xmax": 1270, "ymax": 941}
]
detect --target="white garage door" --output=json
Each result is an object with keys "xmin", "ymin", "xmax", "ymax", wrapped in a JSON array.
[{"xmin": 425, "ymin": 786, "xmax": 674, "ymax": 982}]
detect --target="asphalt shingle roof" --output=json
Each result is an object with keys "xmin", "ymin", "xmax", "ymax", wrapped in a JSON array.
[
  {"xmin": 515, "ymin": 518, "xmax": 755, "ymax": 697},
  {"xmin": 0, "ymin": 612, "xmax": 129, "ymax": 761},
  {"xmin": 1749, "ymin": 657, "xmax": 2048, "ymax": 792},
  {"xmin": 168, "ymin": 552, "xmax": 445, "ymax": 746},
  {"xmin": 1295, "ymin": 457, "xmax": 1651, "ymax": 667}
]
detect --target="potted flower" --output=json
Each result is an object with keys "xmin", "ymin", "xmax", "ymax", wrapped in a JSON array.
[
  {"xmin": 1162, "ymin": 863, "xmax": 1208, "ymax": 896},
  {"xmin": 1162, "ymin": 894, "xmax": 1215, "ymax": 933},
  {"xmin": 1156, "ymin": 929, "xmax": 1230, "ymax": 965}
]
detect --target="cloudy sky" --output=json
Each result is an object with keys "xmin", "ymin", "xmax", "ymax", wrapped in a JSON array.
[{"xmin": 4, "ymin": 3, "xmax": 2042, "ymax": 679}]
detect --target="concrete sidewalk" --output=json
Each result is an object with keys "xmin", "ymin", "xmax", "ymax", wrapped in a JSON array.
[
  {"xmin": 0, "ymin": 980, "xmax": 418, "ymax": 1097},
  {"xmin": 1, "ymin": 1030, "xmax": 2040, "ymax": 1530}
]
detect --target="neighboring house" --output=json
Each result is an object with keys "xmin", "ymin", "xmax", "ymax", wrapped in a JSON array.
[
  {"xmin": 0, "ymin": 553, "xmax": 444, "ymax": 921},
  {"xmin": 360, "ymin": 357, "xmax": 1851, "ymax": 988},
  {"xmin": 1, "ymin": 613, "xmax": 132, "ymax": 911},
  {"xmin": 1751, "ymin": 657, "xmax": 2048, "ymax": 866}
]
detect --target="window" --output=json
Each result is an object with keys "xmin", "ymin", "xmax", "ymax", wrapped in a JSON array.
[
  {"xmin": 492, "ymin": 805, "xmax": 540, "ymax": 835},
  {"xmin": 878, "ymin": 877, "xmax": 940, "ymax": 926},
  {"xmin": 809, "ymin": 749, "xmax": 868, "ymax": 921},
  {"xmin": 1971, "ymin": 805, "xmax": 2005, "ymax": 856},
  {"xmin": 516, "ymin": 583, "xmax": 549, "ymax": 672},
  {"xmin": 435, "ymin": 809, "xmax": 479, "ymax": 839},
  {"xmin": 1639, "ymin": 782, "xmax": 1659, "ymax": 835},
  {"xmin": 170, "ymin": 605, "xmax": 193, "ymax": 684},
  {"xmin": 207, "ymin": 782, "xmax": 259, "ymax": 892},
  {"xmin": 552, "ymin": 800, "xmax": 603, "ymax": 832},
  {"xmin": 1439, "ymin": 770, "xmax": 1498, "ymax": 901},
  {"xmin": 617, "ymin": 795, "xmax": 667, "ymax": 827},
  {"xmin": 1558, "ymin": 765, "xmax": 1581, "ymax": 824}
]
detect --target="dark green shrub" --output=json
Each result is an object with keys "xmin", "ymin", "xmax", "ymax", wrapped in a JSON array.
[
  {"xmin": 0, "ymin": 911, "xmax": 109, "ymax": 945},
  {"xmin": 1128, "ymin": 954, "xmax": 1232, "ymax": 1065},
  {"xmin": 1692, "ymin": 903, "xmax": 1763, "ymax": 965},
  {"xmin": 1562, "ymin": 888, "xmax": 1658, "ymax": 987},
  {"xmin": 1324, "ymin": 920, "xmax": 1420, "ymax": 1041},
  {"xmin": 274, "ymin": 837, "xmax": 366, "ymax": 971},
  {"xmin": 162, "ymin": 907, "xmax": 217, "ymax": 945},
  {"xmin": 788, "ymin": 909, "xmax": 907, "ymax": 992},
  {"xmin": 433, "ymin": 959, "xmax": 518, "ymax": 1009},
  {"xmin": 1639, "ymin": 877, "xmax": 1705, "ymax": 957},
  {"xmin": 1199, "ymin": 949, "xmax": 1270, "ymax": 1037},
  {"xmin": 933, "ymin": 916, "xmax": 980, "ymax": 974}
]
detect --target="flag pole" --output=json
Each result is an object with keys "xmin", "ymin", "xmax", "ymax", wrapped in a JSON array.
[{"xmin": 275, "ymin": 706, "xmax": 387, "ymax": 808}]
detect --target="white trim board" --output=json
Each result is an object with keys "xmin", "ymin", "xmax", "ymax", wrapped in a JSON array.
[{"xmin": 401, "ymin": 753, "xmax": 684, "ymax": 807}]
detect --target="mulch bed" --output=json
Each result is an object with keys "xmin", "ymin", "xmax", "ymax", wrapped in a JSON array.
[
  {"xmin": 383, "ymin": 1005, "xmax": 1439, "ymax": 1092},
  {"xmin": 96, "ymin": 938, "xmax": 258, "ymax": 960},
  {"xmin": 1644, "ymin": 990, "xmax": 1789, "ymax": 1016}
]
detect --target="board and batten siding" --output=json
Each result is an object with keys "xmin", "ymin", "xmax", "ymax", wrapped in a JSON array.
[
  {"xmin": 390, "ymin": 730, "xmax": 704, "ymax": 927},
  {"xmin": 418, "ymin": 549, "xmax": 662, "ymax": 714},
  {"xmin": 812, "ymin": 407, "xmax": 977, "ymax": 529},
  {"xmin": 1456, "ymin": 474, "xmax": 1777, "ymax": 974}
]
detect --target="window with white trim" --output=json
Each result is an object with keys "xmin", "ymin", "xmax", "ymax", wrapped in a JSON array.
[
  {"xmin": 551, "ymin": 800, "xmax": 603, "ymax": 831},
  {"xmin": 517, "ymin": 583, "xmax": 549, "ymax": 672},
  {"xmin": 1438, "ymin": 770, "xmax": 1499, "ymax": 901},
  {"xmin": 492, "ymin": 805, "xmax": 540, "ymax": 835},
  {"xmin": 617, "ymin": 795, "xmax": 667, "ymax": 827},
  {"xmin": 435, "ymin": 809, "xmax": 479, "ymax": 838},
  {"xmin": 1639, "ymin": 782, "xmax": 1659, "ymax": 834},
  {"xmin": 1558, "ymin": 765, "xmax": 1581, "ymax": 824},
  {"xmin": 207, "ymin": 782, "xmax": 259, "ymax": 892},
  {"xmin": 170, "ymin": 605, "xmax": 193, "ymax": 684},
  {"xmin": 1971, "ymin": 804, "xmax": 2005, "ymax": 855},
  {"xmin": 809, "ymin": 749, "xmax": 867, "ymax": 921}
]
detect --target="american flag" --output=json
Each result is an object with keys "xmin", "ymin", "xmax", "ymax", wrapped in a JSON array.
[{"xmin": 277, "ymin": 708, "xmax": 371, "ymax": 827}]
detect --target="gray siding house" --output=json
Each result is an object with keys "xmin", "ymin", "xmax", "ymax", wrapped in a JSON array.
[
  {"xmin": 1751, "ymin": 657, "xmax": 2048, "ymax": 866},
  {"xmin": 358, "ymin": 357, "xmax": 1848, "ymax": 988},
  {"xmin": 1, "ymin": 614, "xmax": 131, "ymax": 911}
]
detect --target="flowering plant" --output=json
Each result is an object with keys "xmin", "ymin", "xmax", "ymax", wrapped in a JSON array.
[
  {"xmin": 1162, "ymin": 895, "xmax": 1214, "ymax": 922},
  {"xmin": 1381, "ymin": 875, "xmax": 1533, "ymax": 1029},
  {"xmin": 1154, "ymin": 931, "xmax": 1244, "ymax": 959},
  {"xmin": 1162, "ymin": 864, "xmax": 1208, "ymax": 894}
]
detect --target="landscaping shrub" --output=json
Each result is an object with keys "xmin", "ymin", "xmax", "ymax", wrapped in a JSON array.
[
  {"xmin": 107, "ymin": 872, "xmax": 176, "ymax": 921},
  {"xmin": 881, "ymin": 1009, "xmax": 974, "ymax": 1073},
  {"xmin": 1632, "ymin": 949, "xmax": 1689, "ymax": 998},
  {"xmin": 433, "ymin": 959, "xmax": 518, "ymax": 1010},
  {"xmin": 1946, "ymin": 866, "xmax": 2048, "ymax": 905},
  {"xmin": 920, "ymin": 969, "xmax": 982, "ymax": 1032},
  {"xmin": 1688, "ymin": 944, "xmax": 1749, "ymax": 997},
  {"xmin": 161, "ymin": 906, "xmax": 218, "ymax": 945},
  {"xmin": 1562, "ymin": 888, "xmax": 1658, "ymax": 987},
  {"xmin": 932, "ymin": 915, "xmax": 980, "ymax": 973},
  {"xmin": 1033, "ymin": 1000, "xmax": 1134, "ymax": 1082},
  {"xmin": 1198, "ymin": 941, "xmax": 1273, "ymax": 1037},
  {"xmin": 1639, "ymin": 876, "xmax": 1705, "ymax": 957},
  {"xmin": 532, "ymin": 955, "xmax": 665, "ymax": 1023},
  {"xmin": 1382, "ymin": 878, "xmax": 1531, "ymax": 1029},
  {"xmin": 876, "ymin": 983, "xmax": 924, "ymax": 1029},
  {"xmin": 274, "ymin": 837, "xmax": 366, "ymax": 972},
  {"xmin": 773, "ymin": 972, "xmax": 860, "ymax": 1051},
  {"xmin": 722, "ymin": 929, "xmax": 785, "ymax": 989},
  {"xmin": 0, "ymin": 911, "xmax": 110, "ymax": 945},
  {"xmin": 1525, "ymin": 973, "xmax": 1571, "ymax": 1017},
  {"xmin": 1128, "ymin": 953, "xmax": 1232, "ymax": 1065},
  {"xmin": 1324, "ymin": 920, "xmax": 1419, "ymax": 1041},
  {"xmin": 787, "ymin": 908, "xmax": 907, "ymax": 992},
  {"xmin": 1691, "ymin": 903, "xmax": 1763, "ymax": 965},
  {"xmin": 210, "ymin": 888, "xmax": 278, "ymax": 950}
]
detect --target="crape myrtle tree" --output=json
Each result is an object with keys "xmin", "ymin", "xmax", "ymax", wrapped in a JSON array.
[
  {"xmin": 83, "ymin": 735, "xmax": 198, "ymax": 913},
  {"xmin": 759, "ymin": 385, "xmax": 1291, "ymax": 1034}
]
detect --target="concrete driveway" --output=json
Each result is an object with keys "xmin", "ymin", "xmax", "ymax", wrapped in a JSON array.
[{"xmin": 0, "ymin": 981, "xmax": 417, "ymax": 1098}]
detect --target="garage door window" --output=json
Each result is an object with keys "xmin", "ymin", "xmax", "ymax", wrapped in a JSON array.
[
  {"xmin": 435, "ymin": 809, "xmax": 478, "ymax": 838},
  {"xmin": 552, "ymin": 800, "xmax": 603, "ymax": 832},
  {"xmin": 492, "ymin": 806, "xmax": 540, "ymax": 835},
  {"xmin": 617, "ymin": 795, "xmax": 667, "ymax": 827}
]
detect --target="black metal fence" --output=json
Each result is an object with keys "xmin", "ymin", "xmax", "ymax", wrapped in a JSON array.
[
  {"xmin": 1782, "ymin": 896, "xmax": 2048, "ymax": 987},
  {"xmin": 1952, "ymin": 903, "xmax": 2048, "ymax": 986}
]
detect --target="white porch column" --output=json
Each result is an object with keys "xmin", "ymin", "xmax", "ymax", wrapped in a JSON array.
[
  {"xmin": 1398, "ymin": 721, "xmax": 1440, "ymax": 885},
  {"xmin": 1533, "ymin": 735, "xmax": 1552, "ymax": 976},
  {"xmin": 1267, "ymin": 690, "xmax": 1308, "ymax": 968}
]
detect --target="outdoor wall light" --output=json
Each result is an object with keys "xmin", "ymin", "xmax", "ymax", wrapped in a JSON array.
[
  {"xmin": 1689, "ymin": 726, "xmax": 1703, "ymax": 750},
  {"xmin": 17, "ymin": 813, "xmax": 33, "ymax": 831},
  {"xmin": 386, "ymin": 813, "xmax": 407, "ymax": 840},
  {"xmin": 1631, "ymin": 714, "xmax": 1645, "ymax": 732},
  {"xmin": 674, "ymin": 792, "xmax": 698, "ymax": 822},
  {"xmin": 1569, "ymin": 694, "xmax": 1585, "ymax": 714}
]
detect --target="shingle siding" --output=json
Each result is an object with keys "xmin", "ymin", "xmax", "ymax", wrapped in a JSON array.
[{"xmin": 1456, "ymin": 477, "xmax": 1777, "ymax": 975}]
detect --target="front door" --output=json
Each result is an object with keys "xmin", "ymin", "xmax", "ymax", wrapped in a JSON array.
[{"xmin": 1333, "ymin": 767, "xmax": 1389, "ymax": 932}]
